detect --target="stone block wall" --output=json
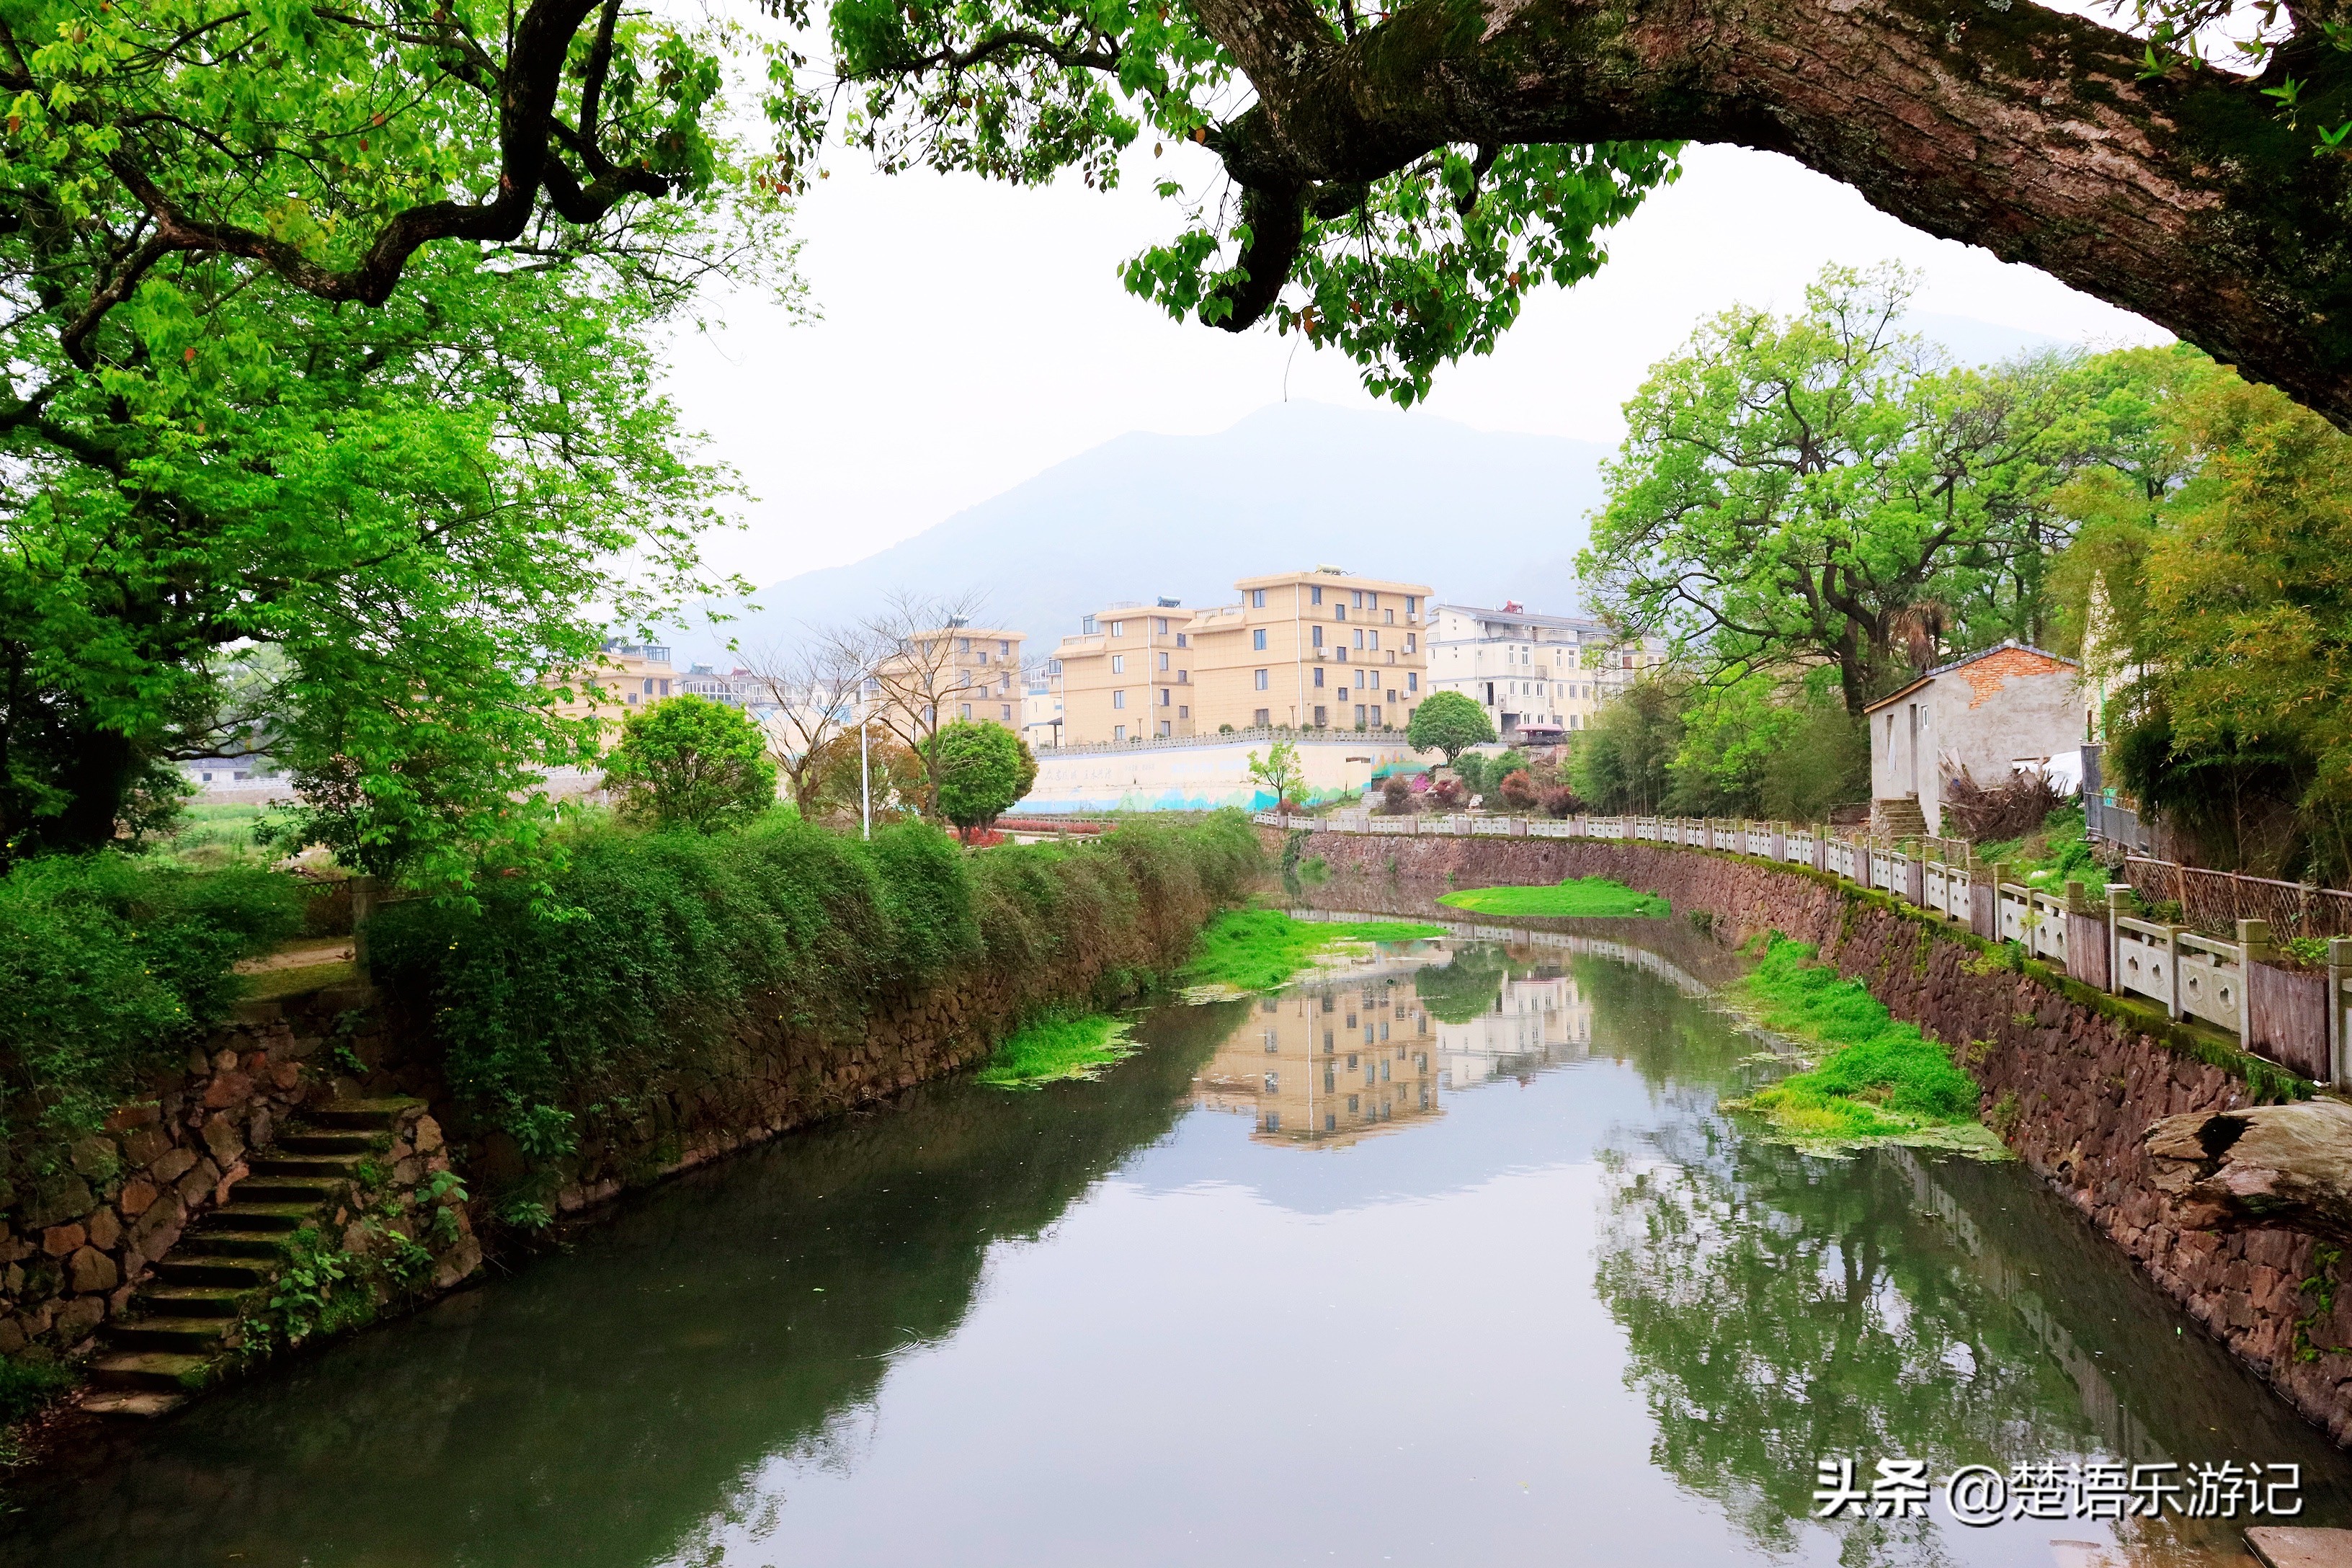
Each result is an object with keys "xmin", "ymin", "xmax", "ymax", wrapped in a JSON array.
[
  {"xmin": 0, "ymin": 983, "xmax": 389, "ymax": 1363},
  {"xmin": 1274, "ymin": 827, "xmax": 2352, "ymax": 1444}
]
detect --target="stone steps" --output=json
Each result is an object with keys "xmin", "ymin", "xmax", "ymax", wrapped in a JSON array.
[
  {"xmin": 82, "ymin": 1097, "xmax": 421, "ymax": 1415},
  {"xmin": 1871, "ymin": 796, "xmax": 1930, "ymax": 839}
]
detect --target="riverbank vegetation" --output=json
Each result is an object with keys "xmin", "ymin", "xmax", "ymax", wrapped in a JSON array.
[
  {"xmin": 370, "ymin": 811, "xmax": 1261, "ymax": 1211},
  {"xmin": 1732, "ymin": 935, "xmax": 1992, "ymax": 1152},
  {"xmin": 976, "ymin": 1015, "xmax": 1139, "ymax": 1090},
  {"xmin": 1438, "ymin": 878, "xmax": 1669, "ymax": 919},
  {"xmin": 1180, "ymin": 909, "xmax": 1446, "ymax": 995}
]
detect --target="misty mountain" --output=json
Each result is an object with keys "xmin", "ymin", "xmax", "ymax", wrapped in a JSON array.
[
  {"xmin": 688, "ymin": 401, "xmax": 1613, "ymax": 660},
  {"xmin": 684, "ymin": 314, "xmax": 2070, "ymax": 662}
]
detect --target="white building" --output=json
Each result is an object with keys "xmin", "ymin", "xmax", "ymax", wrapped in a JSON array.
[
  {"xmin": 1022, "ymin": 670, "xmax": 1064, "ymax": 751},
  {"xmin": 1425, "ymin": 603, "xmax": 1667, "ymax": 745},
  {"xmin": 1863, "ymin": 642, "xmax": 2083, "ymax": 836},
  {"xmin": 1434, "ymin": 971, "xmax": 1593, "ymax": 1088}
]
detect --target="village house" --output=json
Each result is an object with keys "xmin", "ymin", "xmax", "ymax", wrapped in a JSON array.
[{"xmin": 1863, "ymin": 641, "xmax": 2083, "ymax": 836}]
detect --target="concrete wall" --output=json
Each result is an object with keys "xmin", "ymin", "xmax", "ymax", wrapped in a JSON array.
[
  {"xmin": 1016, "ymin": 732, "xmax": 1427, "ymax": 813},
  {"xmin": 1273, "ymin": 827, "xmax": 2352, "ymax": 1446}
]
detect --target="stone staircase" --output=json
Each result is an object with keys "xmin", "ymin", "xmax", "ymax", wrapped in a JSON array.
[
  {"xmin": 81, "ymin": 1099, "xmax": 422, "ymax": 1417},
  {"xmin": 1871, "ymin": 796, "xmax": 1929, "ymax": 840}
]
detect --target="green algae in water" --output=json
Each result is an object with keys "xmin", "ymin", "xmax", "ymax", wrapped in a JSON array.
[
  {"xmin": 1726, "ymin": 934, "xmax": 2010, "ymax": 1158},
  {"xmin": 1180, "ymin": 909, "xmax": 1447, "ymax": 999},
  {"xmin": 1438, "ymin": 878, "xmax": 1669, "ymax": 919},
  {"xmin": 976, "ymin": 1015, "xmax": 1139, "ymax": 1090}
]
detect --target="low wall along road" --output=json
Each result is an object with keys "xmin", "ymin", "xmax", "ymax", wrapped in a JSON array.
[{"xmin": 1262, "ymin": 816, "xmax": 2352, "ymax": 1446}]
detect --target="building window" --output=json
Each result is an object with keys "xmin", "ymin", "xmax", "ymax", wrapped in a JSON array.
[
  {"xmin": 1177, "ymin": 704, "xmax": 1188, "ymax": 718},
  {"xmin": 1353, "ymin": 629, "xmax": 1364, "ymax": 650},
  {"xmin": 1263, "ymin": 1072, "xmax": 1278, "ymax": 1091},
  {"xmin": 1313, "ymin": 705, "xmax": 1327, "ymax": 726},
  {"xmin": 1159, "ymin": 687, "xmax": 1171, "ymax": 706},
  {"xmin": 1113, "ymin": 690, "xmax": 1126, "ymax": 709},
  {"xmin": 1335, "ymin": 604, "xmax": 1347, "ymax": 623},
  {"xmin": 1405, "ymin": 633, "xmax": 1416, "ymax": 654},
  {"xmin": 1352, "ymin": 591, "xmax": 1364, "ymax": 609},
  {"xmin": 1158, "ymin": 651, "xmax": 1170, "ymax": 670},
  {"xmin": 1310, "ymin": 625, "xmax": 1324, "ymax": 649},
  {"xmin": 1408, "ymin": 672, "xmax": 1419, "ymax": 692},
  {"xmin": 959, "ymin": 703, "xmax": 972, "ymax": 721},
  {"xmin": 1250, "ymin": 589, "xmax": 1267, "ymax": 608},
  {"xmin": 1159, "ymin": 720, "xmax": 1172, "ymax": 736},
  {"xmin": 1178, "ymin": 669, "xmax": 1188, "ymax": 683},
  {"xmin": 1310, "ymin": 586, "xmax": 1323, "ymax": 605},
  {"xmin": 1252, "ymin": 628, "xmax": 1268, "ymax": 651},
  {"xmin": 1370, "ymin": 705, "xmax": 1383, "ymax": 726},
  {"xmin": 1368, "ymin": 631, "xmax": 1379, "ymax": 651},
  {"xmin": 1312, "ymin": 667, "xmax": 1324, "ymax": 687},
  {"xmin": 1081, "ymin": 615, "xmax": 1097, "ymax": 635},
  {"xmin": 1154, "ymin": 618, "xmax": 1168, "ymax": 635},
  {"xmin": 1265, "ymin": 1113, "xmax": 1281, "ymax": 1133},
  {"xmin": 1355, "ymin": 704, "xmax": 1367, "ymax": 726},
  {"xmin": 1254, "ymin": 668, "xmax": 1270, "ymax": 690},
  {"xmin": 1406, "ymin": 595, "xmax": 1417, "ymax": 615},
  {"xmin": 1255, "ymin": 707, "xmax": 1271, "ymax": 726},
  {"xmin": 1002, "ymin": 704, "xmax": 1012, "ymax": 720},
  {"xmin": 1111, "ymin": 654, "xmax": 1124, "ymax": 674},
  {"xmin": 1175, "ymin": 633, "xmax": 1188, "ymax": 648}
]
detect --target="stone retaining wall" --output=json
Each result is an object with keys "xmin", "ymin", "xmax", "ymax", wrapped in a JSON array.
[
  {"xmin": 1278, "ymin": 827, "xmax": 2352, "ymax": 1445},
  {"xmin": 0, "ymin": 984, "xmax": 425, "ymax": 1363}
]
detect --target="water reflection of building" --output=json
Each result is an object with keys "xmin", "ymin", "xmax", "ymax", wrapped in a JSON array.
[
  {"xmin": 1190, "ymin": 945, "xmax": 1595, "ymax": 1147},
  {"xmin": 1435, "ymin": 970, "xmax": 1593, "ymax": 1090},
  {"xmin": 1193, "ymin": 970, "xmax": 1442, "ymax": 1148}
]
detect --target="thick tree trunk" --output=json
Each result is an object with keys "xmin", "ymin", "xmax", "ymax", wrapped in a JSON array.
[
  {"xmin": 1200, "ymin": 0, "xmax": 2352, "ymax": 424},
  {"xmin": 2144, "ymin": 1100, "xmax": 2352, "ymax": 1243}
]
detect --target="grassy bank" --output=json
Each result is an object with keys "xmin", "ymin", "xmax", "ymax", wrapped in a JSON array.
[
  {"xmin": 371, "ymin": 811, "xmax": 1264, "ymax": 1199},
  {"xmin": 976, "ymin": 1015, "xmax": 1139, "ymax": 1090},
  {"xmin": 1731, "ymin": 935, "xmax": 1997, "ymax": 1152},
  {"xmin": 1438, "ymin": 877, "xmax": 1669, "ymax": 919},
  {"xmin": 1181, "ymin": 909, "xmax": 1447, "ymax": 994}
]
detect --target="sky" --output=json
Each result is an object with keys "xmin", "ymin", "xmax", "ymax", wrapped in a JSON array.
[{"xmin": 662, "ymin": 139, "xmax": 2174, "ymax": 593}]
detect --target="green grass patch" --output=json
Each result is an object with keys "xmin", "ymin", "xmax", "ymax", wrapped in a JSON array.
[
  {"xmin": 1730, "ymin": 935, "xmax": 2001, "ymax": 1154},
  {"xmin": 1181, "ymin": 909, "xmax": 1446, "ymax": 994},
  {"xmin": 1437, "ymin": 877, "xmax": 1670, "ymax": 919},
  {"xmin": 976, "ymin": 1015, "xmax": 1137, "ymax": 1090}
]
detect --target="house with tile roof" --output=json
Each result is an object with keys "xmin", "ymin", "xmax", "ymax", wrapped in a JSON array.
[{"xmin": 1862, "ymin": 642, "xmax": 2083, "ymax": 836}]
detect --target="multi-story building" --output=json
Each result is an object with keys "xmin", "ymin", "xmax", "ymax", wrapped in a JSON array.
[
  {"xmin": 1425, "ymin": 604, "xmax": 1667, "ymax": 744},
  {"xmin": 1051, "ymin": 600, "xmax": 1197, "ymax": 744},
  {"xmin": 546, "ymin": 640, "xmax": 678, "ymax": 733},
  {"xmin": 1022, "ymin": 669, "xmax": 1065, "ymax": 750},
  {"xmin": 871, "ymin": 622, "xmax": 1027, "ymax": 734},
  {"xmin": 1049, "ymin": 570, "xmax": 1435, "ymax": 743},
  {"xmin": 1191, "ymin": 957, "xmax": 1448, "ymax": 1147},
  {"xmin": 677, "ymin": 664, "xmax": 753, "ymax": 707}
]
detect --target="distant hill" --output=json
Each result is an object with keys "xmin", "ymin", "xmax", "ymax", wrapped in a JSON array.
[
  {"xmin": 682, "ymin": 313, "xmax": 2075, "ymax": 662},
  {"xmin": 686, "ymin": 401, "xmax": 1614, "ymax": 660}
]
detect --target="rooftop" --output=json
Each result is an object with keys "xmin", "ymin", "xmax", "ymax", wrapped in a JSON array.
[{"xmin": 1861, "ymin": 641, "xmax": 2081, "ymax": 713}]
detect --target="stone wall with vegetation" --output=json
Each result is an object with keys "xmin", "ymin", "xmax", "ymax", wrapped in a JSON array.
[
  {"xmin": 0, "ymin": 981, "xmax": 473, "ymax": 1373},
  {"xmin": 1278, "ymin": 827, "xmax": 2352, "ymax": 1443}
]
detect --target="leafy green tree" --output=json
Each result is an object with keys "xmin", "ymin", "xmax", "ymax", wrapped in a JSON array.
[
  {"xmin": 1665, "ymin": 670, "xmax": 1868, "ymax": 822},
  {"xmin": 602, "ymin": 697, "xmax": 778, "ymax": 834},
  {"xmin": 0, "ymin": 0, "xmax": 798, "ymax": 878},
  {"xmin": 931, "ymin": 721, "xmax": 1037, "ymax": 840},
  {"xmin": 1569, "ymin": 683, "xmax": 1683, "ymax": 816},
  {"xmin": 1405, "ymin": 690, "xmax": 1496, "ymax": 765},
  {"xmin": 2062, "ymin": 368, "xmax": 2352, "ymax": 881},
  {"xmin": 1246, "ymin": 739, "xmax": 1307, "ymax": 809},
  {"xmin": 1580, "ymin": 265, "xmax": 2087, "ymax": 716}
]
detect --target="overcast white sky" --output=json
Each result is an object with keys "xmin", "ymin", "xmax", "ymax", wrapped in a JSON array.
[{"xmin": 663, "ymin": 139, "xmax": 2173, "ymax": 591}]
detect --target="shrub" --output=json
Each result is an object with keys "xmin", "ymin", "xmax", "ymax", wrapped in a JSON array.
[
  {"xmin": 602, "ymin": 695, "xmax": 778, "ymax": 834},
  {"xmin": 1378, "ymin": 775, "xmax": 1413, "ymax": 814},
  {"xmin": 1541, "ymin": 786, "xmax": 1586, "ymax": 819},
  {"xmin": 0, "ymin": 856, "xmax": 304, "ymax": 1186},
  {"xmin": 932, "ymin": 721, "xmax": 1038, "ymax": 841},
  {"xmin": 1428, "ymin": 777, "xmax": 1467, "ymax": 810},
  {"xmin": 369, "ymin": 811, "xmax": 1264, "ymax": 1180},
  {"xmin": 1497, "ymin": 769, "xmax": 1541, "ymax": 811}
]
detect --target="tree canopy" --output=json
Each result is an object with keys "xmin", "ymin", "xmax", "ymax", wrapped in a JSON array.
[
  {"xmin": 1406, "ymin": 691, "xmax": 1495, "ymax": 766},
  {"xmin": 602, "ymin": 696, "xmax": 780, "ymax": 834},
  {"xmin": 931, "ymin": 721, "xmax": 1038, "ymax": 839}
]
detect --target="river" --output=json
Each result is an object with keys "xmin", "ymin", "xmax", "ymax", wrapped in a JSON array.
[{"xmin": 6, "ymin": 926, "xmax": 2349, "ymax": 1567}]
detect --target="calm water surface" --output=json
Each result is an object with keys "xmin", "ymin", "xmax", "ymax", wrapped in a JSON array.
[{"xmin": 6, "ymin": 927, "xmax": 2350, "ymax": 1568}]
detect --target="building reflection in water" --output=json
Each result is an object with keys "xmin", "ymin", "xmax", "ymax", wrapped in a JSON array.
[{"xmin": 1190, "ymin": 941, "xmax": 1592, "ymax": 1146}]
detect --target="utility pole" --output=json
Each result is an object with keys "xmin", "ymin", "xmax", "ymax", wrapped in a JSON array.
[{"xmin": 860, "ymin": 678, "xmax": 873, "ymax": 841}]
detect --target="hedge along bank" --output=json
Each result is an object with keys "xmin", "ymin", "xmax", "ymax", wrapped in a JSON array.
[
  {"xmin": 367, "ymin": 811, "xmax": 1265, "ymax": 1223},
  {"xmin": 1268, "ymin": 824, "xmax": 2352, "ymax": 1445}
]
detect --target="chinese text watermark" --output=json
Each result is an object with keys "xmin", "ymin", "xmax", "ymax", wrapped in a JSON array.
[{"xmin": 1812, "ymin": 1458, "xmax": 2302, "ymax": 1527}]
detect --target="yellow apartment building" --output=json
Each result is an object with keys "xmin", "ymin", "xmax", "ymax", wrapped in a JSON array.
[
  {"xmin": 1052, "ymin": 602, "xmax": 1198, "ymax": 744},
  {"xmin": 545, "ymin": 641, "xmax": 679, "ymax": 736},
  {"xmin": 1049, "ymin": 569, "xmax": 1434, "ymax": 744},
  {"xmin": 872, "ymin": 623, "xmax": 1028, "ymax": 733}
]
